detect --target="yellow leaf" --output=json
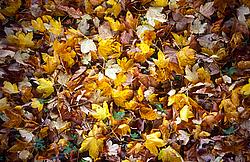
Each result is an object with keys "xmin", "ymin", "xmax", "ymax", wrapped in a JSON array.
[
  {"xmin": 104, "ymin": 17, "xmax": 121, "ymax": 31},
  {"xmin": 137, "ymin": 85, "xmax": 144, "ymax": 102},
  {"xmin": 172, "ymin": 32, "xmax": 188, "ymax": 47},
  {"xmin": 139, "ymin": 107, "xmax": 158, "ymax": 120},
  {"xmin": 197, "ymin": 67, "xmax": 211, "ymax": 83},
  {"xmin": 7, "ymin": 32, "xmax": 34, "ymax": 48},
  {"xmin": 31, "ymin": 98, "xmax": 43, "ymax": 112},
  {"xmin": 151, "ymin": 0, "xmax": 168, "ymax": 7},
  {"xmin": 241, "ymin": 78, "xmax": 250, "ymax": 95},
  {"xmin": 31, "ymin": 17, "xmax": 46, "ymax": 32},
  {"xmin": 114, "ymin": 73, "xmax": 127, "ymax": 87},
  {"xmin": 53, "ymin": 39, "xmax": 77, "ymax": 68},
  {"xmin": 117, "ymin": 124, "xmax": 131, "ymax": 136},
  {"xmin": 219, "ymin": 99, "xmax": 238, "ymax": 121},
  {"xmin": 49, "ymin": 19, "xmax": 63, "ymax": 35},
  {"xmin": 112, "ymin": 89, "xmax": 133, "ymax": 107},
  {"xmin": 117, "ymin": 57, "xmax": 134, "ymax": 72},
  {"xmin": 42, "ymin": 53, "xmax": 59, "ymax": 74},
  {"xmin": 168, "ymin": 94, "xmax": 189, "ymax": 110},
  {"xmin": 98, "ymin": 38, "xmax": 121, "ymax": 59},
  {"xmin": 80, "ymin": 137, "xmax": 103, "ymax": 159},
  {"xmin": 133, "ymin": 42, "xmax": 155, "ymax": 62},
  {"xmin": 0, "ymin": 0, "xmax": 21, "ymax": 16},
  {"xmin": 137, "ymin": 42, "xmax": 151, "ymax": 54},
  {"xmin": 91, "ymin": 101, "xmax": 111, "ymax": 120},
  {"xmin": 231, "ymin": 87, "xmax": 241, "ymax": 106},
  {"xmin": 158, "ymin": 146, "xmax": 184, "ymax": 162},
  {"xmin": 2, "ymin": 81, "xmax": 19, "ymax": 94},
  {"xmin": 180, "ymin": 105, "xmax": 194, "ymax": 122},
  {"xmin": 36, "ymin": 78, "xmax": 54, "ymax": 98},
  {"xmin": 176, "ymin": 46, "xmax": 196, "ymax": 68},
  {"xmin": 41, "ymin": 15, "xmax": 52, "ymax": 23},
  {"xmin": 79, "ymin": 125, "xmax": 104, "ymax": 159},
  {"xmin": 124, "ymin": 99, "xmax": 138, "ymax": 110},
  {"xmin": 144, "ymin": 132, "xmax": 166, "ymax": 156},
  {"xmin": 105, "ymin": 0, "xmax": 121, "ymax": 18},
  {"xmin": 0, "ymin": 97, "xmax": 10, "ymax": 111},
  {"xmin": 153, "ymin": 50, "xmax": 168, "ymax": 69}
]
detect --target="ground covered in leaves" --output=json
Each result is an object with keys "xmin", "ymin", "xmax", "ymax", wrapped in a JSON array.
[{"xmin": 0, "ymin": 0, "xmax": 250, "ymax": 161}]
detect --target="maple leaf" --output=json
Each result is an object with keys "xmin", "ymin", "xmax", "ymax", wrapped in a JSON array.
[
  {"xmin": 2, "ymin": 110, "xmax": 22, "ymax": 128},
  {"xmin": 176, "ymin": 46, "xmax": 196, "ymax": 68},
  {"xmin": 168, "ymin": 94, "xmax": 190, "ymax": 110},
  {"xmin": 153, "ymin": 50, "xmax": 168, "ymax": 69},
  {"xmin": 112, "ymin": 89, "xmax": 134, "ymax": 107},
  {"xmin": 180, "ymin": 105, "xmax": 194, "ymax": 122},
  {"xmin": 41, "ymin": 53, "xmax": 59, "ymax": 74},
  {"xmin": 7, "ymin": 32, "xmax": 34, "ymax": 48},
  {"xmin": 172, "ymin": 32, "xmax": 189, "ymax": 47},
  {"xmin": 31, "ymin": 17, "xmax": 46, "ymax": 32},
  {"xmin": 139, "ymin": 106, "xmax": 158, "ymax": 120},
  {"xmin": 36, "ymin": 78, "xmax": 54, "ymax": 98},
  {"xmin": 137, "ymin": 85, "xmax": 144, "ymax": 102},
  {"xmin": 105, "ymin": 0, "xmax": 122, "ymax": 18},
  {"xmin": 0, "ymin": 0, "xmax": 21, "ymax": 16},
  {"xmin": 117, "ymin": 124, "xmax": 131, "ymax": 136},
  {"xmin": 79, "ymin": 125, "xmax": 104, "ymax": 159},
  {"xmin": 117, "ymin": 57, "xmax": 134, "ymax": 72},
  {"xmin": 0, "ymin": 97, "xmax": 10, "ymax": 111},
  {"xmin": 98, "ymin": 38, "xmax": 121, "ymax": 59},
  {"xmin": 144, "ymin": 132, "xmax": 166, "ymax": 156},
  {"xmin": 145, "ymin": 7, "xmax": 167, "ymax": 27},
  {"xmin": 49, "ymin": 19, "xmax": 63, "ymax": 36},
  {"xmin": 2, "ymin": 81, "xmax": 19, "ymax": 94},
  {"xmin": 104, "ymin": 17, "xmax": 121, "ymax": 31},
  {"xmin": 91, "ymin": 101, "xmax": 111, "ymax": 121},
  {"xmin": 219, "ymin": 99, "xmax": 238, "ymax": 122},
  {"xmin": 151, "ymin": 0, "xmax": 168, "ymax": 7},
  {"xmin": 158, "ymin": 146, "xmax": 184, "ymax": 162},
  {"xmin": 80, "ymin": 39, "xmax": 97, "ymax": 54},
  {"xmin": 53, "ymin": 39, "xmax": 77, "ymax": 68},
  {"xmin": 133, "ymin": 42, "xmax": 155, "ymax": 62},
  {"xmin": 31, "ymin": 98, "xmax": 44, "ymax": 112},
  {"xmin": 241, "ymin": 79, "xmax": 250, "ymax": 96}
]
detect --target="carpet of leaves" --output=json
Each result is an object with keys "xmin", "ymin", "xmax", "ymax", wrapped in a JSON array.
[{"xmin": 0, "ymin": 0, "xmax": 250, "ymax": 161}]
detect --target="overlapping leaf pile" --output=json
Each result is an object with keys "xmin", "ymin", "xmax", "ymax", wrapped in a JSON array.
[{"xmin": 0, "ymin": 0, "xmax": 250, "ymax": 161}]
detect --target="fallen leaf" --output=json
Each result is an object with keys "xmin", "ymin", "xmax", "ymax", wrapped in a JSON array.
[
  {"xmin": 91, "ymin": 101, "xmax": 111, "ymax": 120},
  {"xmin": 180, "ymin": 105, "xmax": 194, "ymax": 122},
  {"xmin": 2, "ymin": 81, "xmax": 19, "ymax": 94},
  {"xmin": 176, "ymin": 46, "xmax": 196, "ymax": 68},
  {"xmin": 80, "ymin": 39, "xmax": 97, "ymax": 54},
  {"xmin": 144, "ymin": 132, "xmax": 166, "ymax": 155},
  {"xmin": 31, "ymin": 98, "xmax": 44, "ymax": 112},
  {"xmin": 158, "ymin": 146, "xmax": 184, "ymax": 162},
  {"xmin": 36, "ymin": 78, "xmax": 54, "ymax": 98}
]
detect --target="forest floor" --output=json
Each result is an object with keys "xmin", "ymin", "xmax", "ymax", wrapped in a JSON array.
[{"xmin": 0, "ymin": 0, "xmax": 250, "ymax": 161}]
